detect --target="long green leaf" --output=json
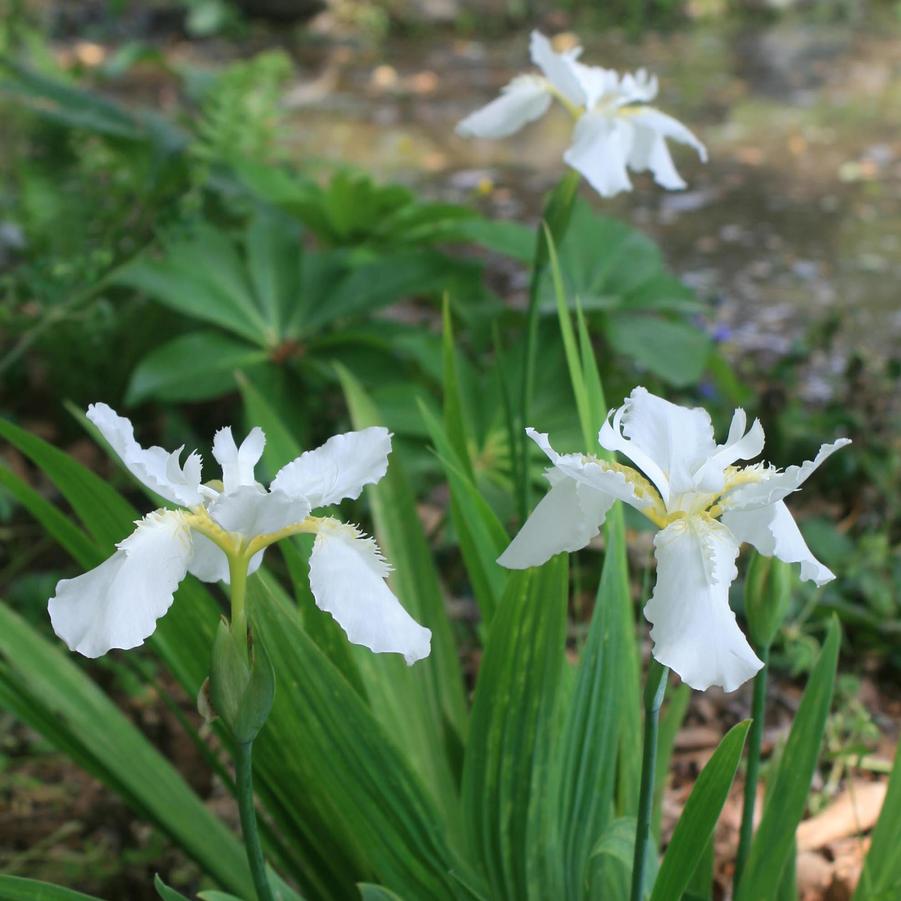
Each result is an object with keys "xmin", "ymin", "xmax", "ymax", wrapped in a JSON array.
[
  {"xmin": 553, "ymin": 510, "xmax": 632, "ymax": 898},
  {"xmin": 854, "ymin": 742, "xmax": 901, "ymax": 900},
  {"xmin": 650, "ymin": 720, "xmax": 751, "ymax": 901},
  {"xmin": 0, "ymin": 876, "xmax": 103, "ymax": 901},
  {"xmin": 250, "ymin": 579, "xmax": 474, "ymax": 900},
  {"xmin": 736, "ymin": 618, "xmax": 841, "ymax": 901},
  {"xmin": 339, "ymin": 367, "xmax": 467, "ymax": 809},
  {"xmin": 462, "ymin": 558, "xmax": 569, "ymax": 900},
  {"xmin": 653, "ymin": 684, "xmax": 691, "ymax": 839},
  {"xmin": 0, "ymin": 604, "xmax": 254, "ymax": 897}
]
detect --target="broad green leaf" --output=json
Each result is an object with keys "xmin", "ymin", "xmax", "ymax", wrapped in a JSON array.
[
  {"xmin": 854, "ymin": 742, "xmax": 901, "ymax": 900},
  {"xmin": 127, "ymin": 330, "xmax": 268, "ymax": 404},
  {"xmin": 244, "ymin": 210, "xmax": 302, "ymax": 338},
  {"xmin": 0, "ymin": 604, "xmax": 254, "ymax": 898},
  {"xmin": 736, "ymin": 618, "xmax": 841, "ymax": 901},
  {"xmin": 586, "ymin": 816, "xmax": 652, "ymax": 900},
  {"xmin": 650, "ymin": 720, "xmax": 751, "ymax": 901},
  {"xmin": 0, "ymin": 876, "xmax": 103, "ymax": 901},
  {"xmin": 115, "ymin": 227, "xmax": 272, "ymax": 346},
  {"xmin": 604, "ymin": 315, "xmax": 711, "ymax": 387},
  {"xmin": 462, "ymin": 558, "xmax": 569, "ymax": 900},
  {"xmin": 685, "ymin": 836, "xmax": 715, "ymax": 901}
]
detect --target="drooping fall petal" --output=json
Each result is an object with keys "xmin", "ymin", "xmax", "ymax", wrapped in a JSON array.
[
  {"xmin": 49, "ymin": 510, "xmax": 192, "ymax": 658},
  {"xmin": 644, "ymin": 516, "xmax": 763, "ymax": 692},
  {"xmin": 308, "ymin": 520, "xmax": 431, "ymax": 665}
]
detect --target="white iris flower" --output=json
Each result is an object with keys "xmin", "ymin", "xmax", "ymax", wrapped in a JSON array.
[
  {"xmin": 48, "ymin": 403, "xmax": 431, "ymax": 665},
  {"xmin": 499, "ymin": 387, "xmax": 850, "ymax": 692},
  {"xmin": 456, "ymin": 30, "xmax": 707, "ymax": 198}
]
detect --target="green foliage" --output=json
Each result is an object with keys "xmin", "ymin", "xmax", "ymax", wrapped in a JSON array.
[
  {"xmin": 538, "ymin": 199, "xmax": 711, "ymax": 388},
  {"xmin": 736, "ymin": 618, "xmax": 841, "ymax": 901}
]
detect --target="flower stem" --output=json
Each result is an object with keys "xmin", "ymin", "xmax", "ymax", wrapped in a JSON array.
[
  {"xmin": 734, "ymin": 644, "xmax": 769, "ymax": 889},
  {"xmin": 228, "ymin": 553, "xmax": 249, "ymax": 647},
  {"xmin": 630, "ymin": 658, "xmax": 668, "ymax": 901},
  {"xmin": 234, "ymin": 739, "xmax": 275, "ymax": 901}
]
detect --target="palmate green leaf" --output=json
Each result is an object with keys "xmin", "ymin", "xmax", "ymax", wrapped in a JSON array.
[
  {"xmin": 462, "ymin": 558, "xmax": 569, "ymax": 901},
  {"xmin": 116, "ymin": 226, "xmax": 273, "ymax": 346},
  {"xmin": 0, "ymin": 416, "xmax": 219, "ymax": 694},
  {"xmin": 0, "ymin": 604, "xmax": 254, "ymax": 898},
  {"xmin": 127, "ymin": 330, "xmax": 268, "ymax": 404},
  {"xmin": 340, "ymin": 367, "xmax": 467, "ymax": 802},
  {"xmin": 0, "ymin": 876, "xmax": 103, "ymax": 901},
  {"xmin": 250, "ymin": 579, "xmax": 475, "ymax": 901},
  {"xmin": 736, "ymin": 617, "xmax": 841, "ymax": 901},
  {"xmin": 650, "ymin": 720, "xmax": 751, "ymax": 901},
  {"xmin": 603, "ymin": 315, "xmax": 711, "ymax": 388},
  {"xmin": 854, "ymin": 742, "xmax": 901, "ymax": 901}
]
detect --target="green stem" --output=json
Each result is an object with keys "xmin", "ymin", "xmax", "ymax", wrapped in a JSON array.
[
  {"xmin": 734, "ymin": 645, "xmax": 769, "ymax": 889},
  {"xmin": 235, "ymin": 739, "xmax": 275, "ymax": 901},
  {"xmin": 631, "ymin": 658, "xmax": 668, "ymax": 901},
  {"xmin": 228, "ymin": 553, "xmax": 249, "ymax": 648}
]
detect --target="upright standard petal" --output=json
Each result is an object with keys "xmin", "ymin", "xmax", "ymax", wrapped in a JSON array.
[
  {"xmin": 498, "ymin": 469, "xmax": 614, "ymax": 569},
  {"xmin": 212, "ymin": 426, "xmax": 265, "ymax": 493},
  {"xmin": 721, "ymin": 439, "xmax": 851, "ymax": 512},
  {"xmin": 644, "ymin": 516, "xmax": 762, "ymax": 692},
  {"xmin": 270, "ymin": 427, "xmax": 391, "ymax": 510},
  {"xmin": 48, "ymin": 510, "xmax": 192, "ymax": 658},
  {"xmin": 722, "ymin": 501, "xmax": 835, "ymax": 586},
  {"xmin": 456, "ymin": 75, "xmax": 552, "ymax": 139},
  {"xmin": 692, "ymin": 408, "xmax": 765, "ymax": 494},
  {"xmin": 208, "ymin": 485, "xmax": 310, "ymax": 539},
  {"xmin": 87, "ymin": 403, "xmax": 203, "ymax": 507},
  {"xmin": 600, "ymin": 387, "xmax": 717, "ymax": 508},
  {"xmin": 563, "ymin": 114, "xmax": 634, "ymax": 198},
  {"xmin": 529, "ymin": 30, "xmax": 586, "ymax": 107},
  {"xmin": 308, "ymin": 520, "xmax": 431, "ymax": 665}
]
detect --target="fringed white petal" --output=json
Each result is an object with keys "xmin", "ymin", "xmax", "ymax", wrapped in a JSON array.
[
  {"xmin": 308, "ymin": 520, "xmax": 431, "ymax": 665},
  {"xmin": 498, "ymin": 469, "xmax": 614, "ymax": 569},
  {"xmin": 645, "ymin": 516, "xmax": 762, "ymax": 692},
  {"xmin": 87, "ymin": 403, "xmax": 203, "ymax": 507},
  {"xmin": 723, "ymin": 501, "xmax": 835, "ymax": 586},
  {"xmin": 271, "ymin": 427, "xmax": 391, "ymax": 510},
  {"xmin": 722, "ymin": 439, "xmax": 851, "ymax": 512},
  {"xmin": 212, "ymin": 426, "xmax": 265, "ymax": 493},
  {"xmin": 48, "ymin": 510, "xmax": 191, "ymax": 658},
  {"xmin": 456, "ymin": 75, "xmax": 552, "ymax": 139}
]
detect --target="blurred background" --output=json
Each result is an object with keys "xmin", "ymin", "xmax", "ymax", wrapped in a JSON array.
[{"xmin": 0, "ymin": 0, "xmax": 898, "ymax": 897}]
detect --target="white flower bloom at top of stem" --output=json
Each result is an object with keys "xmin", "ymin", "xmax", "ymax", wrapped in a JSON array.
[
  {"xmin": 456, "ymin": 30, "xmax": 707, "ymax": 198},
  {"xmin": 48, "ymin": 403, "xmax": 430, "ymax": 665},
  {"xmin": 499, "ymin": 386, "xmax": 850, "ymax": 692}
]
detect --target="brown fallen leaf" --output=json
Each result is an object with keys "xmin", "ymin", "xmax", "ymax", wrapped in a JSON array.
[{"xmin": 797, "ymin": 781, "xmax": 887, "ymax": 852}]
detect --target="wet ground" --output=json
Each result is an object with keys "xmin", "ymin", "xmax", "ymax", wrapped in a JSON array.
[{"xmin": 272, "ymin": 20, "xmax": 900, "ymax": 391}]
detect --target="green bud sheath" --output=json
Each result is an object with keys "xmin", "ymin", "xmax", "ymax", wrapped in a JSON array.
[{"xmin": 744, "ymin": 551, "xmax": 793, "ymax": 651}]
